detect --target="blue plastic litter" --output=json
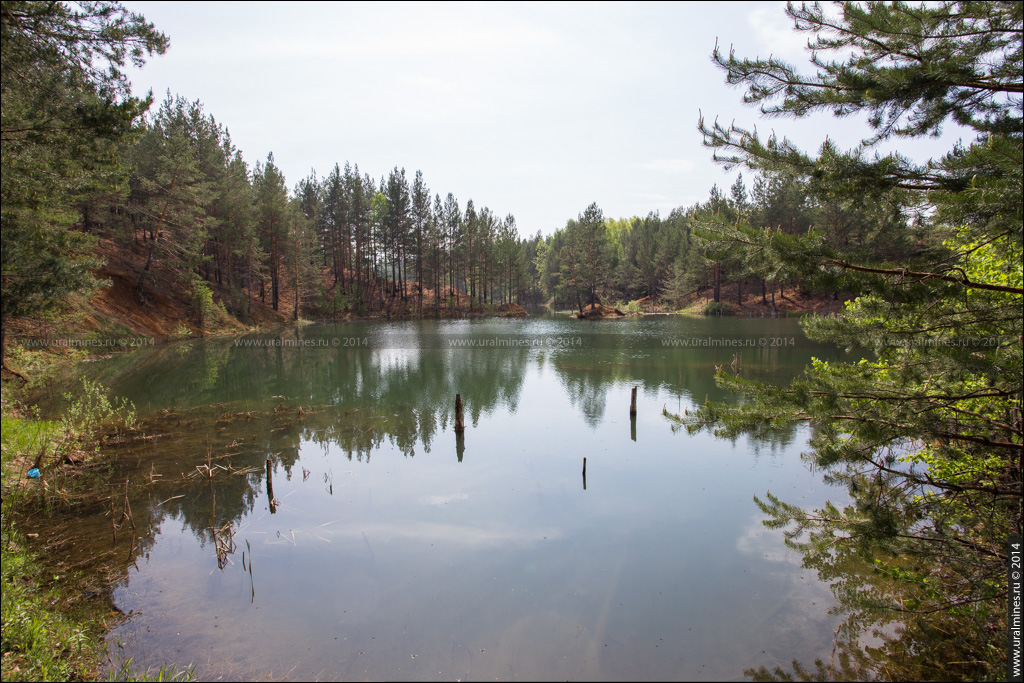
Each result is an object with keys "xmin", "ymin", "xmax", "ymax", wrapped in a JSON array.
[{"xmin": 27, "ymin": 468, "xmax": 40, "ymax": 478}]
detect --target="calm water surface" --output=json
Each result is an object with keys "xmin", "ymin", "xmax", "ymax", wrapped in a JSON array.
[{"xmin": 47, "ymin": 315, "xmax": 853, "ymax": 681}]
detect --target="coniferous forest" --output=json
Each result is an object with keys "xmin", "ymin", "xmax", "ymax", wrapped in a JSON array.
[{"xmin": 1, "ymin": 2, "xmax": 1021, "ymax": 682}]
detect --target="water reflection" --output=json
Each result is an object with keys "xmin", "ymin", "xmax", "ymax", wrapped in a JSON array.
[
  {"xmin": 28, "ymin": 316, "xmax": 854, "ymax": 681},
  {"xmin": 38, "ymin": 317, "xmax": 841, "ymax": 432}
]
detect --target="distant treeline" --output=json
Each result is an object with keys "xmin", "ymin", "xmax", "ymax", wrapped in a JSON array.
[{"xmin": 72, "ymin": 92, "xmax": 929, "ymax": 323}]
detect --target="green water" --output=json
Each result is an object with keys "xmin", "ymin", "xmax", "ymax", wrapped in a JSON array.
[{"xmin": 44, "ymin": 315, "xmax": 853, "ymax": 680}]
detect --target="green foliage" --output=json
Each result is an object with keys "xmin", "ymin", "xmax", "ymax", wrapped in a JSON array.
[
  {"xmin": 1, "ymin": 1, "xmax": 167, "ymax": 359},
  {"xmin": 682, "ymin": 2, "xmax": 1023, "ymax": 679},
  {"xmin": 251, "ymin": 153, "xmax": 291, "ymax": 311},
  {"xmin": 187, "ymin": 279, "xmax": 232, "ymax": 331},
  {"xmin": 558, "ymin": 203, "xmax": 609, "ymax": 311},
  {"xmin": 680, "ymin": 228, "xmax": 1021, "ymax": 679},
  {"xmin": 1, "ymin": 415, "xmax": 56, "ymax": 466},
  {"xmin": 106, "ymin": 657, "xmax": 195, "ymax": 682},
  {"xmin": 191, "ymin": 280, "xmax": 217, "ymax": 329},
  {"xmin": 617, "ymin": 212, "xmax": 676, "ymax": 298},
  {"xmin": 700, "ymin": 301, "xmax": 731, "ymax": 316},
  {"xmin": 126, "ymin": 95, "xmax": 218, "ymax": 289},
  {"xmin": 614, "ymin": 299, "xmax": 642, "ymax": 316},
  {"xmin": 699, "ymin": 1, "xmax": 1022, "ymax": 242},
  {"xmin": 0, "ymin": 538, "xmax": 95, "ymax": 682},
  {"xmin": 0, "ymin": 399, "xmax": 191, "ymax": 683},
  {"xmin": 1, "ymin": 406, "xmax": 95, "ymax": 682},
  {"xmin": 717, "ymin": 2, "xmax": 1021, "ymax": 141},
  {"xmin": 168, "ymin": 322, "xmax": 193, "ymax": 340},
  {"xmin": 59, "ymin": 377, "xmax": 137, "ymax": 453}
]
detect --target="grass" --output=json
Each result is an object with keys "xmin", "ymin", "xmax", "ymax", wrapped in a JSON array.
[
  {"xmin": 2, "ymin": 411, "xmax": 101, "ymax": 681},
  {"xmin": 611, "ymin": 299, "xmax": 643, "ymax": 315},
  {"xmin": 0, "ymin": 531, "xmax": 96, "ymax": 681},
  {"xmin": 106, "ymin": 659, "xmax": 195, "ymax": 682},
  {"xmin": 700, "ymin": 301, "xmax": 735, "ymax": 315},
  {"xmin": 3, "ymin": 344, "xmax": 90, "ymax": 389}
]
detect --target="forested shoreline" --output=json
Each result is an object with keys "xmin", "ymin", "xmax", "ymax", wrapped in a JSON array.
[
  {"xmin": 9, "ymin": 84, "xmax": 920, "ymax": 350},
  {"xmin": 1, "ymin": 1, "xmax": 936, "ymax": 353}
]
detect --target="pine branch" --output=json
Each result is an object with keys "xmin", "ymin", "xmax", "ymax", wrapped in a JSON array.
[{"xmin": 827, "ymin": 259, "xmax": 1024, "ymax": 294}]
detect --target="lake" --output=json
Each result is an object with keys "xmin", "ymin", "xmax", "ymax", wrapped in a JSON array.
[{"xmin": 38, "ymin": 313, "xmax": 852, "ymax": 681}]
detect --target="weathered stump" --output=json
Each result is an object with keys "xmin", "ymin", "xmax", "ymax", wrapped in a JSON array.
[{"xmin": 266, "ymin": 458, "xmax": 277, "ymax": 514}]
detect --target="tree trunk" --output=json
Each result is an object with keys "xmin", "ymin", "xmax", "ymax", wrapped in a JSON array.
[
  {"xmin": 136, "ymin": 242, "xmax": 155, "ymax": 297},
  {"xmin": 1, "ymin": 317, "xmax": 27, "ymax": 381},
  {"xmin": 293, "ymin": 225, "xmax": 300, "ymax": 321},
  {"xmin": 247, "ymin": 241, "xmax": 253, "ymax": 316}
]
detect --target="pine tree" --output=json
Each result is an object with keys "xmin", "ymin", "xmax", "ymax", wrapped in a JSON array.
[
  {"xmin": 251, "ymin": 153, "xmax": 290, "ymax": 311},
  {"xmin": 128, "ymin": 94, "xmax": 215, "ymax": 300},
  {"xmin": 728, "ymin": 173, "xmax": 748, "ymax": 217},
  {"xmin": 442, "ymin": 193, "xmax": 461, "ymax": 307},
  {"xmin": 430, "ymin": 194, "xmax": 445, "ymax": 312},
  {"xmin": 321, "ymin": 164, "xmax": 349, "ymax": 292},
  {"xmin": 498, "ymin": 214, "xmax": 521, "ymax": 304},
  {"xmin": 577, "ymin": 203, "xmax": 609, "ymax": 308},
  {"xmin": 621, "ymin": 212, "xmax": 664, "ymax": 298},
  {"xmin": 288, "ymin": 196, "xmax": 318, "ymax": 321},
  {"xmin": 208, "ymin": 131, "xmax": 255, "ymax": 301},
  {"xmin": 683, "ymin": 3, "xmax": 1022, "ymax": 676},
  {"xmin": 462, "ymin": 199, "xmax": 479, "ymax": 308},
  {"xmin": 410, "ymin": 170, "xmax": 431, "ymax": 312},
  {"xmin": 382, "ymin": 167, "xmax": 410, "ymax": 302}
]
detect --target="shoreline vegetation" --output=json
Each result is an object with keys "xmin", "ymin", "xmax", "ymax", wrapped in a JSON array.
[
  {"xmin": 2, "ymin": 240, "xmax": 842, "ymax": 379},
  {"xmin": 1, "ymin": 375, "xmax": 195, "ymax": 682}
]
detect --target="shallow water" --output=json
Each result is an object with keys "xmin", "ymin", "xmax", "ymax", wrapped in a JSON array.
[{"xmin": 45, "ymin": 315, "xmax": 852, "ymax": 680}]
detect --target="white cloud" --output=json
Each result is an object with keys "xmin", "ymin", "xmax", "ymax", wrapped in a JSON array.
[
  {"xmin": 641, "ymin": 159, "xmax": 696, "ymax": 174},
  {"xmin": 421, "ymin": 493, "xmax": 470, "ymax": 506},
  {"xmin": 341, "ymin": 521, "xmax": 562, "ymax": 547},
  {"xmin": 412, "ymin": 76, "xmax": 464, "ymax": 92},
  {"xmin": 747, "ymin": 4, "xmax": 810, "ymax": 63},
  {"xmin": 630, "ymin": 192, "xmax": 670, "ymax": 202}
]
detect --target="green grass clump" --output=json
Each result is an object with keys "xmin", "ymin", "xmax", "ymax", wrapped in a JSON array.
[
  {"xmin": 2, "ymin": 408, "xmax": 98, "ymax": 680},
  {"xmin": 1, "ymin": 528, "xmax": 96, "ymax": 681},
  {"xmin": 700, "ymin": 301, "xmax": 733, "ymax": 315},
  {"xmin": 106, "ymin": 658, "xmax": 195, "ymax": 682}
]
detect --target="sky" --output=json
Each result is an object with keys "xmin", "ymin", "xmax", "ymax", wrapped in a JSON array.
[{"xmin": 121, "ymin": 1, "xmax": 969, "ymax": 237}]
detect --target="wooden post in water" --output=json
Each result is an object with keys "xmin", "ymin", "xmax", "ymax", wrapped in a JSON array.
[
  {"xmin": 456, "ymin": 431, "xmax": 465, "ymax": 463},
  {"xmin": 630, "ymin": 386, "xmax": 639, "ymax": 441},
  {"xmin": 455, "ymin": 393, "xmax": 465, "ymax": 433},
  {"xmin": 582, "ymin": 457, "xmax": 587, "ymax": 490},
  {"xmin": 265, "ymin": 458, "xmax": 277, "ymax": 514}
]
